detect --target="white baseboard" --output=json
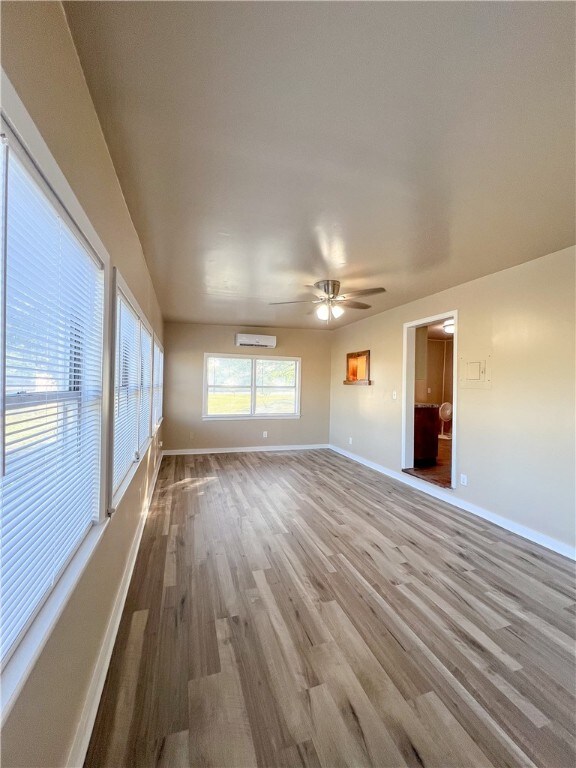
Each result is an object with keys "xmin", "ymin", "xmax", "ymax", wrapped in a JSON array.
[
  {"xmin": 328, "ymin": 445, "xmax": 575, "ymax": 561},
  {"xmin": 145, "ymin": 451, "xmax": 163, "ymax": 511},
  {"xmin": 66, "ymin": 453, "xmax": 163, "ymax": 768},
  {"xmin": 163, "ymin": 444, "xmax": 329, "ymax": 456},
  {"xmin": 162, "ymin": 442, "xmax": 574, "ymax": 559}
]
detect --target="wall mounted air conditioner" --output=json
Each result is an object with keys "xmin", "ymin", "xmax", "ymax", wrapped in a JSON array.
[{"xmin": 235, "ymin": 333, "xmax": 277, "ymax": 348}]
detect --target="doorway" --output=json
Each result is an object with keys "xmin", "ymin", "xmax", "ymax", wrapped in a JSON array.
[{"xmin": 402, "ymin": 312, "xmax": 457, "ymax": 489}]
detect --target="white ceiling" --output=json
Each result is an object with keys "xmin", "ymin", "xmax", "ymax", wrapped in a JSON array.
[{"xmin": 64, "ymin": 1, "xmax": 575, "ymax": 329}]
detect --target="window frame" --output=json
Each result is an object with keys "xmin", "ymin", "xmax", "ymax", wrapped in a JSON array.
[
  {"xmin": 202, "ymin": 352, "xmax": 301, "ymax": 420},
  {"xmin": 152, "ymin": 336, "xmax": 164, "ymax": 433},
  {"xmin": 111, "ymin": 269, "xmax": 154, "ymax": 508},
  {"xmin": 0, "ymin": 87, "xmax": 113, "ymax": 721},
  {"xmin": 1, "ymin": 117, "xmax": 112, "ymax": 528},
  {"xmin": 1, "ymin": 74, "xmax": 163, "ymax": 724},
  {"xmin": 138, "ymin": 323, "xmax": 153, "ymax": 453}
]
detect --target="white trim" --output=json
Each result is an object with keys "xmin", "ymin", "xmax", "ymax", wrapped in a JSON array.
[
  {"xmin": 0, "ymin": 522, "xmax": 108, "ymax": 724},
  {"xmin": 401, "ymin": 323, "xmax": 415, "ymax": 470},
  {"xmin": 163, "ymin": 444, "xmax": 329, "ymax": 456},
  {"xmin": 328, "ymin": 444, "xmax": 575, "ymax": 561},
  {"xmin": 402, "ymin": 310, "xmax": 458, "ymax": 489},
  {"xmin": 66, "ymin": 451, "xmax": 162, "ymax": 768},
  {"xmin": 0, "ymin": 72, "xmax": 116, "ymax": 708},
  {"xmin": 111, "ymin": 456, "xmax": 141, "ymax": 510},
  {"xmin": 0, "ymin": 73, "xmax": 112, "ymax": 276},
  {"xmin": 115, "ymin": 269, "xmax": 153, "ymax": 336},
  {"xmin": 111, "ymin": 268, "xmax": 157, "ymax": 506},
  {"xmin": 153, "ymin": 336, "xmax": 164, "ymax": 354},
  {"xmin": 203, "ymin": 353, "xmax": 301, "ymax": 419},
  {"xmin": 202, "ymin": 414, "xmax": 301, "ymax": 421},
  {"xmin": 0, "ymin": 75, "xmax": 112, "ymax": 271},
  {"xmin": 1, "ymin": 121, "xmax": 104, "ymax": 270},
  {"xmin": 1, "ymin": 74, "xmax": 114, "ymax": 526},
  {"xmin": 152, "ymin": 336, "xmax": 164, "ymax": 435}
]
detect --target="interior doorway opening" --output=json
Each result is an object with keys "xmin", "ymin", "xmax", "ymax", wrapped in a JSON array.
[{"xmin": 402, "ymin": 313, "xmax": 457, "ymax": 489}]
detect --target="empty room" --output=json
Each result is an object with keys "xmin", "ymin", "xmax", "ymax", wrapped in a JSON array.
[{"xmin": 1, "ymin": 2, "xmax": 575, "ymax": 767}]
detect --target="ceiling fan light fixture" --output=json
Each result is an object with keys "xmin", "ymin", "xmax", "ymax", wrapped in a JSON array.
[
  {"xmin": 443, "ymin": 319, "xmax": 455, "ymax": 334},
  {"xmin": 271, "ymin": 279, "xmax": 384, "ymax": 320}
]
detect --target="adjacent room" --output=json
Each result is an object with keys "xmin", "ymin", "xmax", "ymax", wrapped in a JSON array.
[{"xmin": 1, "ymin": 2, "xmax": 575, "ymax": 767}]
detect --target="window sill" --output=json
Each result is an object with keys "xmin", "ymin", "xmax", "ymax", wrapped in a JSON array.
[
  {"xmin": 138, "ymin": 436, "xmax": 153, "ymax": 461},
  {"xmin": 202, "ymin": 414, "xmax": 301, "ymax": 421},
  {"xmin": 0, "ymin": 520, "xmax": 108, "ymax": 725},
  {"xmin": 111, "ymin": 436, "xmax": 153, "ymax": 510}
]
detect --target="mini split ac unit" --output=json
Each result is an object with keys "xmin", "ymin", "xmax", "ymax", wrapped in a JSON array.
[{"xmin": 234, "ymin": 333, "xmax": 277, "ymax": 348}]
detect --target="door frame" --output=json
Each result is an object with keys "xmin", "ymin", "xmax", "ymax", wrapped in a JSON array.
[{"xmin": 401, "ymin": 311, "xmax": 458, "ymax": 489}]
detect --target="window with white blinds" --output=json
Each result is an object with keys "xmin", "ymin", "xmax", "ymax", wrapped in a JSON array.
[
  {"xmin": 139, "ymin": 325, "xmax": 152, "ymax": 452},
  {"xmin": 112, "ymin": 293, "xmax": 140, "ymax": 494},
  {"xmin": 152, "ymin": 340, "xmax": 163, "ymax": 431},
  {"xmin": 112, "ymin": 281, "xmax": 156, "ymax": 499},
  {"xmin": 0, "ymin": 142, "xmax": 104, "ymax": 666}
]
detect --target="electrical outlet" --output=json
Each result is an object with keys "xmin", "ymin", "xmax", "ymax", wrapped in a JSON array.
[
  {"xmin": 427, "ymin": 387, "xmax": 432, "ymax": 394},
  {"xmin": 159, "ymin": 441, "xmax": 163, "ymax": 448},
  {"xmin": 392, "ymin": 390, "xmax": 397, "ymax": 400},
  {"xmin": 460, "ymin": 473, "xmax": 468, "ymax": 486},
  {"xmin": 263, "ymin": 431, "xmax": 268, "ymax": 438},
  {"xmin": 348, "ymin": 437, "xmax": 353, "ymax": 445}
]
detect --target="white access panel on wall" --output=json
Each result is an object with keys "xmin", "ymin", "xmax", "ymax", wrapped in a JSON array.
[{"xmin": 459, "ymin": 353, "xmax": 492, "ymax": 388}]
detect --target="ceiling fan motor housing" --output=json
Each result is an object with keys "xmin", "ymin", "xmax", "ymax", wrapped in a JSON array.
[{"xmin": 314, "ymin": 279, "xmax": 341, "ymax": 298}]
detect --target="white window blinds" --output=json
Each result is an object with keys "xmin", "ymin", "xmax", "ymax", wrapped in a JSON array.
[
  {"xmin": 113, "ymin": 293, "xmax": 140, "ymax": 493},
  {"xmin": 153, "ymin": 340, "xmax": 163, "ymax": 430},
  {"xmin": 0, "ymin": 144, "xmax": 104, "ymax": 665},
  {"xmin": 112, "ymin": 282, "xmax": 157, "ymax": 499},
  {"xmin": 138, "ymin": 325, "xmax": 152, "ymax": 452}
]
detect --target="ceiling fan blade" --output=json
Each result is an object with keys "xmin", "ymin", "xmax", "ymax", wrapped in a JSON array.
[
  {"xmin": 340, "ymin": 287, "xmax": 386, "ymax": 299},
  {"xmin": 337, "ymin": 299, "xmax": 372, "ymax": 309},
  {"xmin": 269, "ymin": 299, "xmax": 322, "ymax": 305}
]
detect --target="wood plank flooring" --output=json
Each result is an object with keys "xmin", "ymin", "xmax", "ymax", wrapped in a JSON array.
[
  {"xmin": 404, "ymin": 438, "xmax": 452, "ymax": 488},
  {"xmin": 85, "ymin": 450, "xmax": 576, "ymax": 768}
]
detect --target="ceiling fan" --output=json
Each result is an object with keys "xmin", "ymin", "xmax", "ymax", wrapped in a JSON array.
[{"xmin": 270, "ymin": 280, "xmax": 386, "ymax": 321}]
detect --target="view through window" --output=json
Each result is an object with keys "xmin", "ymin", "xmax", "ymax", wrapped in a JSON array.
[{"xmin": 204, "ymin": 355, "xmax": 300, "ymax": 417}]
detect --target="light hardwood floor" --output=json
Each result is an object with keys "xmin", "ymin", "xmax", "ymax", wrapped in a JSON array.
[
  {"xmin": 404, "ymin": 438, "xmax": 452, "ymax": 488},
  {"xmin": 85, "ymin": 450, "xmax": 576, "ymax": 768}
]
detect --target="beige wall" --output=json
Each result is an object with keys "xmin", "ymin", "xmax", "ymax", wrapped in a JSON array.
[
  {"xmin": 1, "ymin": 3, "xmax": 163, "ymax": 766},
  {"xmin": 426, "ymin": 338, "xmax": 453, "ymax": 405},
  {"xmin": 1, "ymin": 4, "xmax": 574, "ymax": 765},
  {"xmin": 330, "ymin": 247, "xmax": 575, "ymax": 548},
  {"xmin": 444, "ymin": 340, "xmax": 454, "ymax": 404},
  {"xmin": 163, "ymin": 323, "xmax": 331, "ymax": 450},
  {"xmin": 426, "ymin": 339, "xmax": 445, "ymax": 403}
]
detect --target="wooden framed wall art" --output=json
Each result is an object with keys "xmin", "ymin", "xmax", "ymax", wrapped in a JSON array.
[{"xmin": 344, "ymin": 350, "xmax": 372, "ymax": 385}]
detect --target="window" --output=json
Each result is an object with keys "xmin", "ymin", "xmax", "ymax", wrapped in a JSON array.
[
  {"xmin": 139, "ymin": 325, "xmax": 152, "ymax": 452},
  {"xmin": 113, "ymin": 292, "xmax": 139, "ymax": 493},
  {"xmin": 112, "ymin": 278, "xmax": 156, "ymax": 499},
  {"xmin": 203, "ymin": 354, "xmax": 300, "ymax": 418},
  {"xmin": 0, "ymin": 139, "xmax": 104, "ymax": 666},
  {"xmin": 152, "ymin": 339, "xmax": 163, "ymax": 431}
]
